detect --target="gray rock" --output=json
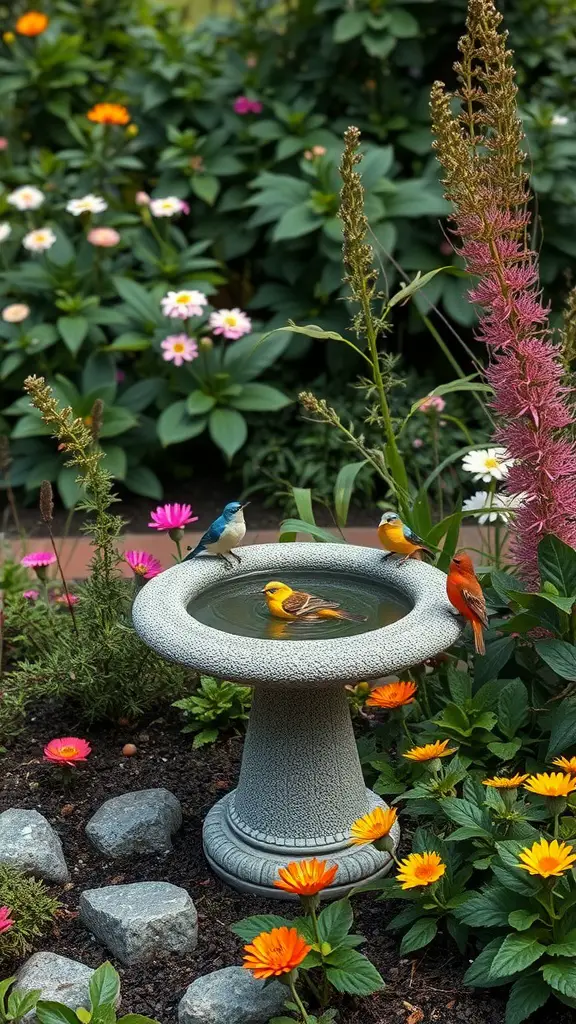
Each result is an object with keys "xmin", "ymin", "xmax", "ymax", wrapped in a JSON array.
[
  {"xmin": 79, "ymin": 881, "xmax": 197, "ymax": 965},
  {"xmin": 0, "ymin": 809, "xmax": 69, "ymax": 883},
  {"xmin": 85, "ymin": 789, "xmax": 182, "ymax": 858},
  {"xmin": 178, "ymin": 967, "xmax": 287, "ymax": 1024},
  {"xmin": 14, "ymin": 953, "xmax": 94, "ymax": 1021}
]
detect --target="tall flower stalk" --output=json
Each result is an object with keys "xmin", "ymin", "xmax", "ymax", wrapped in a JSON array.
[{"xmin": 430, "ymin": 0, "xmax": 576, "ymax": 582}]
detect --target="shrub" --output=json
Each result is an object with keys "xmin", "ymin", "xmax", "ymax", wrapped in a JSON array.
[
  {"xmin": 173, "ymin": 675, "xmax": 251, "ymax": 747},
  {"xmin": 0, "ymin": 867, "xmax": 60, "ymax": 960}
]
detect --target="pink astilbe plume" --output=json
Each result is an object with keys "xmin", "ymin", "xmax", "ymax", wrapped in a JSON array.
[{"xmin": 431, "ymin": 0, "xmax": 576, "ymax": 583}]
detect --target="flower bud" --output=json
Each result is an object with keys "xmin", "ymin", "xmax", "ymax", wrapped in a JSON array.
[
  {"xmin": 3, "ymin": 31, "xmax": 15, "ymax": 44},
  {"xmin": 126, "ymin": 123, "xmax": 139, "ymax": 137},
  {"xmin": 199, "ymin": 336, "xmax": 213, "ymax": 351}
]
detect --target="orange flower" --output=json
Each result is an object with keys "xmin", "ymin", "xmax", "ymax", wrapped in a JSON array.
[
  {"xmin": 518, "ymin": 838, "xmax": 576, "ymax": 878},
  {"xmin": 15, "ymin": 11, "xmax": 48, "ymax": 36},
  {"xmin": 396, "ymin": 851, "xmax": 446, "ymax": 889},
  {"xmin": 552, "ymin": 756, "xmax": 576, "ymax": 775},
  {"xmin": 274, "ymin": 858, "xmax": 337, "ymax": 896},
  {"xmin": 87, "ymin": 103, "xmax": 130, "ymax": 126},
  {"xmin": 483, "ymin": 774, "xmax": 529, "ymax": 788},
  {"xmin": 366, "ymin": 680, "xmax": 417, "ymax": 709},
  {"xmin": 403, "ymin": 739, "xmax": 457, "ymax": 762},
  {"xmin": 243, "ymin": 926, "xmax": 311, "ymax": 979},
  {"xmin": 523, "ymin": 772, "xmax": 576, "ymax": 798},
  {"xmin": 350, "ymin": 806, "xmax": 397, "ymax": 845}
]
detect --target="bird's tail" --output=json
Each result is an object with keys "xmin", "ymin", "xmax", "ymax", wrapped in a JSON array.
[
  {"xmin": 415, "ymin": 546, "xmax": 435, "ymax": 562},
  {"xmin": 317, "ymin": 608, "xmax": 367, "ymax": 622},
  {"xmin": 472, "ymin": 619, "xmax": 485, "ymax": 656},
  {"xmin": 183, "ymin": 542, "xmax": 204, "ymax": 562}
]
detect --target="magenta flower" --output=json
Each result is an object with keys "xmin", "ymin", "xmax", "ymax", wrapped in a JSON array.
[
  {"xmin": 23, "ymin": 589, "xmax": 39, "ymax": 600},
  {"xmin": 148, "ymin": 503, "xmax": 198, "ymax": 531},
  {"xmin": 54, "ymin": 593, "xmax": 79, "ymax": 606},
  {"xmin": 21, "ymin": 551, "xmax": 56, "ymax": 568},
  {"xmin": 0, "ymin": 907, "xmax": 14, "ymax": 934},
  {"xmin": 233, "ymin": 96, "xmax": 262, "ymax": 115},
  {"xmin": 419, "ymin": 395, "xmax": 446, "ymax": 414},
  {"xmin": 125, "ymin": 550, "xmax": 163, "ymax": 579},
  {"xmin": 44, "ymin": 736, "xmax": 91, "ymax": 765}
]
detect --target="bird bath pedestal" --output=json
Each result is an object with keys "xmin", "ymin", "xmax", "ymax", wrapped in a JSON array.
[{"xmin": 132, "ymin": 543, "xmax": 461, "ymax": 898}]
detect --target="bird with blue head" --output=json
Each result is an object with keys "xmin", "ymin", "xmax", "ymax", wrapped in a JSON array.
[{"xmin": 184, "ymin": 501, "xmax": 249, "ymax": 568}]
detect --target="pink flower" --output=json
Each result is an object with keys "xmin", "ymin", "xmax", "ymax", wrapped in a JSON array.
[
  {"xmin": 0, "ymin": 907, "xmax": 14, "ymax": 934},
  {"xmin": 180, "ymin": 200, "xmax": 190, "ymax": 215},
  {"xmin": 125, "ymin": 550, "xmax": 163, "ymax": 579},
  {"xmin": 135, "ymin": 191, "xmax": 151, "ymax": 205},
  {"xmin": 44, "ymin": 736, "xmax": 91, "ymax": 766},
  {"xmin": 160, "ymin": 334, "xmax": 198, "ymax": 366},
  {"xmin": 161, "ymin": 290, "xmax": 207, "ymax": 320},
  {"xmin": 233, "ymin": 96, "xmax": 262, "ymax": 115},
  {"xmin": 87, "ymin": 227, "xmax": 120, "ymax": 247},
  {"xmin": 54, "ymin": 593, "xmax": 79, "ymax": 606},
  {"xmin": 0, "ymin": 139, "xmax": 8, "ymax": 152},
  {"xmin": 149, "ymin": 196, "xmax": 186, "ymax": 218},
  {"xmin": 21, "ymin": 551, "xmax": 56, "ymax": 568},
  {"xmin": 148, "ymin": 503, "xmax": 198, "ymax": 531},
  {"xmin": 419, "ymin": 395, "xmax": 446, "ymax": 414},
  {"xmin": 209, "ymin": 308, "xmax": 252, "ymax": 340},
  {"xmin": 23, "ymin": 589, "xmax": 39, "ymax": 600},
  {"xmin": 412, "ymin": 438, "xmax": 424, "ymax": 449}
]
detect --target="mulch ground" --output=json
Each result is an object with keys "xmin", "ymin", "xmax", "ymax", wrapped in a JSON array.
[{"xmin": 0, "ymin": 709, "xmax": 558, "ymax": 1024}]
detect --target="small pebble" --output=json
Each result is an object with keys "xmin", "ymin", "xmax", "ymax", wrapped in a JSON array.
[
  {"xmin": 60, "ymin": 804, "xmax": 75, "ymax": 817},
  {"xmin": 122, "ymin": 744, "xmax": 137, "ymax": 757}
]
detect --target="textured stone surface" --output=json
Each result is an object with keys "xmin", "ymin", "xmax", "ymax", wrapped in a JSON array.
[
  {"xmin": 79, "ymin": 882, "xmax": 198, "ymax": 964},
  {"xmin": 0, "ymin": 809, "xmax": 69, "ymax": 883},
  {"xmin": 178, "ymin": 967, "xmax": 287, "ymax": 1024},
  {"xmin": 15, "ymin": 953, "xmax": 94, "ymax": 1020},
  {"xmin": 85, "ymin": 789, "xmax": 182, "ymax": 858}
]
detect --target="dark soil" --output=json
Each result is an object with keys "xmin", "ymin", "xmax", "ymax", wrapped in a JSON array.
[{"xmin": 0, "ymin": 709, "xmax": 556, "ymax": 1024}]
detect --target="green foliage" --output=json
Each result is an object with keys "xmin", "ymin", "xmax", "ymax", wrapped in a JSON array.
[
  {"xmin": 173, "ymin": 675, "xmax": 251, "ymax": 746},
  {"xmin": 0, "ymin": 978, "xmax": 41, "ymax": 1024},
  {"xmin": 0, "ymin": 866, "xmax": 60, "ymax": 960},
  {"xmin": 34, "ymin": 962, "xmax": 159, "ymax": 1024}
]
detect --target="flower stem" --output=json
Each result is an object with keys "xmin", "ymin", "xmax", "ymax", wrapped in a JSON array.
[{"xmin": 288, "ymin": 973, "xmax": 310, "ymax": 1024}]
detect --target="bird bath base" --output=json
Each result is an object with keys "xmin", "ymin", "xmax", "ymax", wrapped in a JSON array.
[{"xmin": 132, "ymin": 543, "xmax": 461, "ymax": 899}]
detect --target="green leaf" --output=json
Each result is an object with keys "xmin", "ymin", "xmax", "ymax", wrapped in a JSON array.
[
  {"xmin": 292, "ymin": 487, "xmax": 316, "ymax": 526},
  {"xmin": 7, "ymin": 989, "xmax": 41, "ymax": 1020},
  {"xmin": 505, "ymin": 973, "xmax": 550, "ymax": 1024},
  {"xmin": 113, "ymin": 277, "xmax": 163, "ymax": 325},
  {"xmin": 547, "ymin": 697, "xmax": 576, "ymax": 758},
  {"xmin": 57, "ymin": 466, "xmax": 83, "ymax": 509},
  {"xmin": 508, "ymin": 910, "xmax": 540, "ymax": 932},
  {"xmin": 334, "ymin": 461, "xmax": 367, "ymax": 529},
  {"xmin": 57, "ymin": 315, "xmax": 89, "ymax": 356},
  {"xmin": 230, "ymin": 914, "xmax": 294, "ymax": 941},
  {"xmin": 498, "ymin": 679, "xmax": 529, "ymax": 739},
  {"xmin": 489, "ymin": 933, "xmax": 546, "ymax": 980},
  {"xmin": 187, "ymin": 390, "xmax": 216, "ymax": 415},
  {"xmin": 209, "ymin": 408, "xmax": 247, "ymax": 461},
  {"xmin": 455, "ymin": 887, "xmax": 519, "ymax": 928},
  {"xmin": 446, "ymin": 667, "xmax": 472, "ymax": 705},
  {"xmin": 473, "ymin": 637, "xmax": 515, "ymax": 687},
  {"xmin": 464, "ymin": 938, "xmax": 511, "ymax": 988},
  {"xmin": 157, "ymin": 402, "xmax": 207, "ymax": 447},
  {"xmin": 230, "ymin": 383, "xmax": 291, "ymax": 412},
  {"xmin": 324, "ymin": 948, "xmax": 384, "ymax": 995},
  {"xmin": 117, "ymin": 1016, "xmax": 161, "ymax": 1024},
  {"xmin": 537, "ymin": 639, "xmax": 576, "ymax": 681},
  {"xmin": 273, "ymin": 204, "xmax": 322, "ymax": 241},
  {"xmin": 441, "ymin": 798, "xmax": 491, "ymax": 834},
  {"xmin": 191, "ymin": 174, "xmax": 220, "ymax": 206},
  {"xmin": 101, "ymin": 445, "xmax": 127, "ymax": 480},
  {"xmin": 124, "ymin": 466, "xmax": 162, "ymax": 500},
  {"xmin": 317, "ymin": 899, "xmax": 353, "ymax": 948},
  {"xmin": 106, "ymin": 333, "xmax": 151, "ymax": 352},
  {"xmin": 546, "ymin": 929, "xmax": 576, "ymax": 956},
  {"xmin": 538, "ymin": 535, "xmax": 576, "ymax": 597},
  {"xmin": 36, "ymin": 1003, "xmax": 80, "ymax": 1024},
  {"xmin": 224, "ymin": 329, "xmax": 291, "ymax": 383},
  {"xmin": 333, "ymin": 10, "xmax": 367, "ymax": 41},
  {"xmin": 11, "ymin": 415, "xmax": 52, "ymax": 439},
  {"xmin": 388, "ymin": 8, "xmax": 419, "ymax": 37},
  {"xmin": 541, "ymin": 960, "xmax": 576, "ymax": 998},
  {"xmin": 82, "ymin": 352, "xmax": 116, "ymax": 396},
  {"xmin": 278, "ymin": 519, "xmax": 344, "ymax": 543},
  {"xmin": 487, "ymin": 739, "xmax": 522, "ymax": 761},
  {"xmin": 99, "ymin": 407, "xmax": 138, "ymax": 439},
  {"xmin": 192, "ymin": 727, "xmax": 219, "ymax": 747},
  {"xmin": 118, "ymin": 379, "xmax": 162, "ymax": 412},
  {"xmin": 89, "ymin": 963, "xmax": 119, "ymax": 1011},
  {"xmin": 399, "ymin": 917, "xmax": 437, "ymax": 954},
  {"xmin": 388, "ymin": 268, "xmax": 449, "ymax": 309}
]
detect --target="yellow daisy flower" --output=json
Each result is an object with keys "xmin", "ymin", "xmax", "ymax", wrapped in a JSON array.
[
  {"xmin": 483, "ymin": 774, "xmax": 529, "ymax": 788},
  {"xmin": 349, "ymin": 807, "xmax": 397, "ymax": 846},
  {"xmin": 523, "ymin": 772, "xmax": 576, "ymax": 797},
  {"xmin": 403, "ymin": 739, "xmax": 457, "ymax": 762},
  {"xmin": 552, "ymin": 756, "xmax": 576, "ymax": 775},
  {"xmin": 396, "ymin": 851, "xmax": 446, "ymax": 889},
  {"xmin": 518, "ymin": 838, "xmax": 576, "ymax": 878}
]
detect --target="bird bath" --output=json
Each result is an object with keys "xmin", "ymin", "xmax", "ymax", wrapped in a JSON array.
[{"xmin": 132, "ymin": 542, "xmax": 462, "ymax": 898}]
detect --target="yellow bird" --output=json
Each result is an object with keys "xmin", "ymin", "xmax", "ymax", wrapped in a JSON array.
[
  {"xmin": 378, "ymin": 512, "xmax": 433, "ymax": 563},
  {"xmin": 262, "ymin": 581, "xmax": 366, "ymax": 622}
]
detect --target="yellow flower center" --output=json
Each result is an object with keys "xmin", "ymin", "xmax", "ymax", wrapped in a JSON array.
[
  {"xmin": 539, "ymin": 856, "xmax": 560, "ymax": 872},
  {"xmin": 484, "ymin": 457, "xmax": 499, "ymax": 468},
  {"xmin": 173, "ymin": 343, "xmax": 185, "ymax": 353},
  {"xmin": 415, "ymin": 864, "xmax": 436, "ymax": 881},
  {"xmin": 224, "ymin": 315, "xmax": 238, "ymax": 326},
  {"xmin": 59, "ymin": 746, "xmax": 78, "ymax": 757},
  {"xmin": 176, "ymin": 294, "xmax": 191, "ymax": 303}
]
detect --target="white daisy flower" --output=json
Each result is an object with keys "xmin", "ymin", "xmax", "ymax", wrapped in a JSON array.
[
  {"xmin": 209, "ymin": 307, "xmax": 252, "ymax": 340},
  {"xmin": 66, "ymin": 194, "xmax": 108, "ymax": 216},
  {"xmin": 462, "ymin": 490, "xmax": 526, "ymax": 525},
  {"xmin": 7, "ymin": 185, "xmax": 45, "ymax": 210},
  {"xmin": 22, "ymin": 226, "xmax": 57, "ymax": 253},
  {"xmin": 2, "ymin": 303, "xmax": 30, "ymax": 323},
  {"xmin": 0, "ymin": 223, "xmax": 12, "ymax": 243},
  {"xmin": 552, "ymin": 113, "xmax": 569, "ymax": 126},
  {"xmin": 462, "ymin": 447, "xmax": 514, "ymax": 483},
  {"xmin": 149, "ymin": 196, "xmax": 186, "ymax": 218},
  {"xmin": 161, "ymin": 289, "xmax": 208, "ymax": 320}
]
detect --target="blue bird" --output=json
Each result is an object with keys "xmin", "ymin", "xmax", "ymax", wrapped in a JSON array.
[{"xmin": 184, "ymin": 501, "xmax": 249, "ymax": 568}]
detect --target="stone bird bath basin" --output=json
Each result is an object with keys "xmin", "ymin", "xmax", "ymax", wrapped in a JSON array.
[{"xmin": 132, "ymin": 542, "xmax": 461, "ymax": 898}]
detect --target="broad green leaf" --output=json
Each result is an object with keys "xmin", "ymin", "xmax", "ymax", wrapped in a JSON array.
[
  {"xmin": 455, "ymin": 887, "xmax": 519, "ymax": 928},
  {"xmin": 157, "ymin": 402, "xmax": 207, "ymax": 447},
  {"xmin": 272, "ymin": 204, "xmax": 322, "ymax": 241},
  {"xmin": 105, "ymin": 333, "xmax": 151, "ymax": 352},
  {"xmin": 57, "ymin": 466, "xmax": 83, "ymax": 509},
  {"xmin": 11, "ymin": 415, "xmax": 52, "ymax": 439},
  {"xmin": 113, "ymin": 277, "xmax": 163, "ymax": 325},
  {"xmin": 209, "ymin": 408, "xmax": 247, "ymax": 461},
  {"xmin": 498, "ymin": 679, "xmax": 529, "ymax": 739},
  {"xmin": 190, "ymin": 174, "xmax": 220, "ymax": 206},
  {"xmin": 57, "ymin": 315, "xmax": 89, "ymax": 356},
  {"xmin": 292, "ymin": 487, "xmax": 315, "ymax": 525},
  {"xmin": 399, "ymin": 917, "xmax": 437, "ymax": 954},
  {"xmin": 278, "ymin": 519, "xmax": 344, "ymax": 543},
  {"xmin": 388, "ymin": 7, "xmax": 419, "ymax": 36},
  {"xmin": 388, "ymin": 268, "xmax": 448, "ymax": 309},
  {"xmin": 489, "ymin": 933, "xmax": 546, "ymax": 980},
  {"xmin": 224, "ymin": 329, "xmax": 291, "ymax": 382},
  {"xmin": 36, "ymin": 1002, "xmax": 80, "ymax": 1024},
  {"xmin": 117, "ymin": 1016, "xmax": 161, "ymax": 1024},
  {"xmin": 125, "ymin": 466, "xmax": 162, "ymax": 500},
  {"xmin": 101, "ymin": 445, "xmax": 127, "ymax": 480},
  {"xmin": 446, "ymin": 667, "xmax": 472, "ymax": 705},
  {"xmin": 546, "ymin": 697, "xmax": 576, "ymax": 757},
  {"xmin": 334, "ymin": 461, "xmax": 367, "ymax": 528},
  {"xmin": 324, "ymin": 948, "xmax": 384, "ymax": 995},
  {"xmin": 464, "ymin": 938, "xmax": 511, "ymax": 988},
  {"xmin": 487, "ymin": 739, "xmax": 522, "ymax": 761},
  {"xmin": 538, "ymin": 535, "xmax": 576, "ymax": 598},
  {"xmin": 441, "ymin": 798, "xmax": 491, "ymax": 833},
  {"xmin": 508, "ymin": 910, "xmax": 540, "ymax": 932},
  {"xmin": 473, "ymin": 637, "xmax": 515, "ymax": 688},
  {"xmin": 505, "ymin": 973, "xmax": 550, "ymax": 1024},
  {"xmin": 7, "ymin": 989, "xmax": 41, "ymax": 1019},
  {"xmin": 118, "ymin": 379, "xmax": 162, "ymax": 412},
  {"xmin": 536, "ymin": 639, "xmax": 576, "ymax": 681},
  {"xmin": 89, "ymin": 963, "xmax": 120, "ymax": 1011},
  {"xmin": 187, "ymin": 390, "xmax": 216, "ymax": 415},
  {"xmin": 82, "ymin": 352, "xmax": 116, "ymax": 397},
  {"xmin": 230, "ymin": 914, "xmax": 294, "ymax": 941},
  {"xmin": 99, "ymin": 407, "xmax": 138, "ymax": 439},
  {"xmin": 333, "ymin": 10, "xmax": 367, "ymax": 41},
  {"xmin": 541, "ymin": 960, "xmax": 576, "ymax": 998},
  {"xmin": 317, "ymin": 899, "xmax": 354, "ymax": 948},
  {"xmin": 230, "ymin": 382, "xmax": 291, "ymax": 412},
  {"xmin": 546, "ymin": 929, "xmax": 576, "ymax": 956}
]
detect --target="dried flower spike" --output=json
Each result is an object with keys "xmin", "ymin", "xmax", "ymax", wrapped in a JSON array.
[{"xmin": 39, "ymin": 480, "xmax": 54, "ymax": 523}]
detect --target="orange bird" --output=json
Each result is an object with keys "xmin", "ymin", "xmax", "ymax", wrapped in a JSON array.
[{"xmin": 446, "ymin": 553, "xmax": 488, "ymax": 655}]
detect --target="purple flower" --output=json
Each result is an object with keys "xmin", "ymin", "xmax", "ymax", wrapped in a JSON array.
[{"xmin": 233, "ymin": 96, "xmax": 262, "ymax": 115}]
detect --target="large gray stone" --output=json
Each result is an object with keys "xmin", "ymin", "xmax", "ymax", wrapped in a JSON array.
[
  {"xmin": 0, "ymin": 809, "xmax": 69, "ymax": 883},
  {"xmin": 178, "ymin": 967, "xmax": 287, "ymax": 1024},
  {"xmin": 79, "ymin": 881, "xmax": 197, "ymax": 964},
  {"xmin": 14, "ymin": 953, "xmax": 94, "ymax": 1021},
  {"xmin": 85, "ymin": 789, "xmax": 182, "ymax": 858}
]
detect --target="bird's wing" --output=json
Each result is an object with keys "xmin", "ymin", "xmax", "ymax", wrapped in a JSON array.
[
  {"xmin": 282, "ymin": 590, "xmax": 341, "ymax": 616},
  {"xmin": 201, "ymin": 515, "xmax": 226, "ymax": 546},
  {"xmin": 462, "ymin": 586, "xmax": 489, "ymax": 628},
  {"xmin": 402, "ymin": 522, "xmax": 427, "ymax": 546}
]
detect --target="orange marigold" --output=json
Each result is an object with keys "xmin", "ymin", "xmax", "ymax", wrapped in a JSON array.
[
  {"xmin": 403, "ymin": 739, "xmax": 457, "ymax": 762},
  {"xmin": 87, "ymin": 103, "xmax": 130, "ymax": 126},
  {"xmin": 15, "ymin": 11, "xmax": 48, "ymax": 36},
  {"xmin": 242, "ymin": 926, "xmax": 311, "ymax": 979},
  {"xmin": 518, "ymin": 838, "xmax": 576, "ymax": 879},
  {"xmin": 396, "ymin": 851, "xmax": 446, "ymax": 890},
  {"xmin": 350, "ymin": 806, "xmax": 398, "ymax": 845},
  {"xmin": 366, "ymin": 680, "xmax": 417, "ymax": 709},
  {"xmin": 274, "ymin": 858, "xmax": 338, "ymax": 896},
  {"xmin": 483, "ymin": 774, "xmax": 529, "ymax": 788},
  {"xmin": 523, "ymin": 772, "xmax": 576, "ymax": 798},
  {"xmin": 552, "ymin": 756, "xmax": 576, "ymax": 775}
]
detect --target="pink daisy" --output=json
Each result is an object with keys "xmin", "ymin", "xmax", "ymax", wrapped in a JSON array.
[
  {"xmin": 160, "ymin": 334, "xmax": 198, "ymax": 367},
  {"xmin": 419, "ymin": 395, "xmax": 446, "ymax": 414},
  {"xmin": 0, "ymin": 907, "xmax": 14, "ymax": 934},
  {"xmin": 54, "ymin": 593, "xmax": 79, "ymax": 606},
  {"xmin": 160, "ymin": 290, "xmax": 207, "ymax": 320},
  {"xmin": 23, "ymin": 589, "xmax": 40, "ymax": 600},
  {"xmin": 21, "ymin": 551, "xmax": 56, "ymax": 568},
  {"xmin": 44, "ymin": 737, "xmax": 91, "ymax": 766},
  {"xmin": 148, "ymin": 503, "xmax": 198, "ymax": 531},
  {"xmin": 125, "ymin": 550, "xmax": 163, "ymax": 579},
  {"xmin": 208, "ymin": 308, "xmax": 252, "ymax": 340}
]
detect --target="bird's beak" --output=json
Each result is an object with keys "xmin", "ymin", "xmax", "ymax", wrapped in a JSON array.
[
  {"xmin": 261, "ymin": 587, "xmax": 267, "ymax": 593},
  {"xmin": 240, "ymin": 501, "xmax": 250, "ymax": 510}
]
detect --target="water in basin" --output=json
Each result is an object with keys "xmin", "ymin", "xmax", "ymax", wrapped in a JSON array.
[{"xmin": 188, "ymin": 569, "xmax": 410, "ymax": 640}]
